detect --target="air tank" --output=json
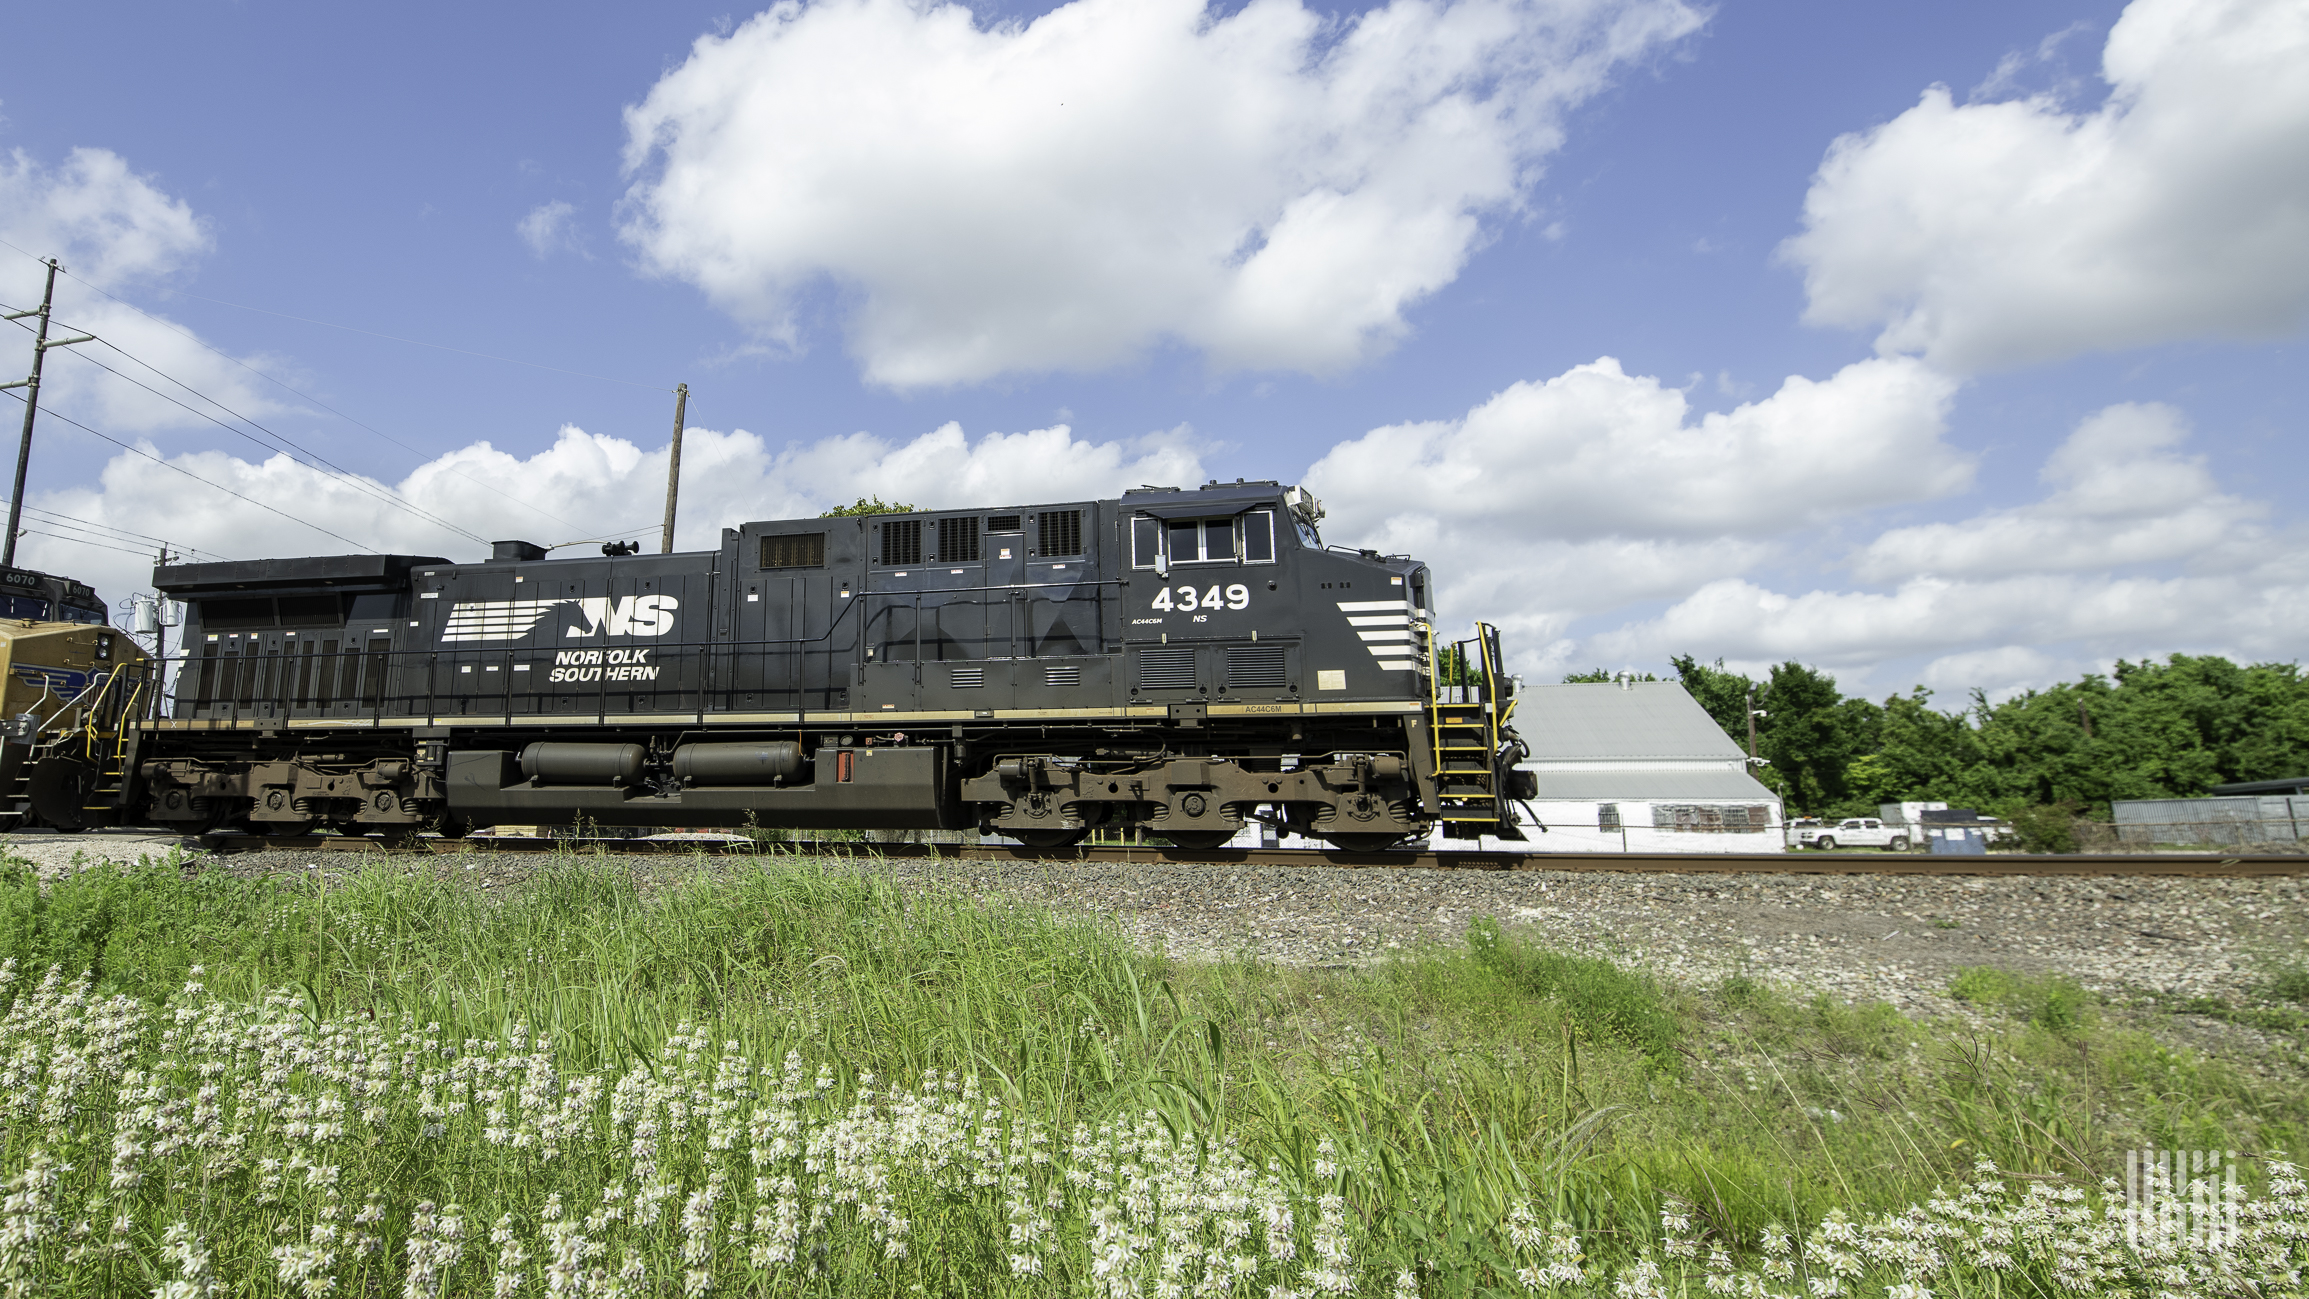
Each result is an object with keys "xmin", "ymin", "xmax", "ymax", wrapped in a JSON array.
[
  {"xmin": 672, "ymin": 741, "xmax": 808, "ymax": 785},
  {"xmin": 519, "ymin": 742, "xmax": 645, "ymax": 786}
]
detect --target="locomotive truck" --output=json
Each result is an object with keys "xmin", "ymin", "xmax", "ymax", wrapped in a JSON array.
[{"xmin": 80, "ymin": 481, "xmax": 1531, "ymax": 850}]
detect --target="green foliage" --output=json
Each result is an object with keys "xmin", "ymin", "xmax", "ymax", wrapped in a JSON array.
[
  {"xmin": 1465, "ymin": 915, "xmax": 1681, "ymax": 1068},
  {"xmin": 818, "ymin": 495, "xmax": 920, "ymax": 517},
  {"xmin": 1562, "ymin": 669, "xmax": 1657, "ymax": 684},
  {"xmin": 1948, "ymin": 966, "xmax": 2095, "ymax": 1033},
  {"xmin": 1666, "ymin": 650, "xmax": 2309, "ymax": 817},
  {"xmin": 2269, "ymin": 962, "xmax": 2309, "ymax": 1005},
  {"xmin": 2003, "ymin": 803, "xmax": 2084, "ymax": 854},
  {"xmin": 1669, "ymin": 656, "xmax": 1883, "ymax": 814}
]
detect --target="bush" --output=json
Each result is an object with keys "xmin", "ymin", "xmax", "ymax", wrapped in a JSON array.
[{"xmin": 2003, "ymin": 803, "xmax": 2086, "ymax": 854}]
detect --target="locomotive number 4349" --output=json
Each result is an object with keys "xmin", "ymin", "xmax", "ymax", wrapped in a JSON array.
[{"xmin": 1150, "ymin": 584, "xmax": 1250, "ymax": 612}]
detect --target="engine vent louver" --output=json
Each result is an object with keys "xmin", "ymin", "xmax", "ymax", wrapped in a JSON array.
[
  {"xmin": 1225, "ymin": 646, "xmax": 1288, "ymax": 691},
  {"xmin": 1134, "ymin": 648, "xmax": 1197, "ymax": 691},
  {"xmin": 949, "ymin": 665, "xmax": 985, "ymax": 689},
  {"xmin": 1044, "ymin": 665, "xmax": 1080, "ymax": 688},
  {"xmin": 1037, "ymin": 509, "xmax": 1083, "ymax": 556}
]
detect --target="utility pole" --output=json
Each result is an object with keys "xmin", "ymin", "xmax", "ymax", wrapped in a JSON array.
[
  {"xmin": 153, "ymin": 545, "xmax": 179, "ymax": 712},
  {"xmin": 1746, "ymin": 682, "xmax": 1760, "ymax": 762},
  {"xmin": 1, "ymin": 259, "xmax": 95, "ymax": 569},
  {"xmin": 659, "ymin": 382, "xmax": 688, "ymax": 554}
]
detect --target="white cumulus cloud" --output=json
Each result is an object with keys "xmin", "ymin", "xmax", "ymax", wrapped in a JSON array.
[
  {"xmin": 1584, "ymin": 400, "xmax": 2301, "ymax": 690},
  {"xmin": 1782, "ymin": 0, "xmax": 2309, "ymax": 372},
  {"xmin": 619, "ymin": 0, "xmax": 1704, "ymax": 386},
  {"xmin": 0, "ymin": 147, "xmax": 294, "ymax": 434},
  {"xmin": 1300, "ymin": 354, "xmax": 1966, "ymax": 671},
  {"xmin": 1850, "ymin": 402, "xmax": 2260, "ymax": 582}
]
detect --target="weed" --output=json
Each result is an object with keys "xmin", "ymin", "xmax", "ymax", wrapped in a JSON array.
[
  {"xmin": 1949, "ymin": 965, "xmax": 2097, "ymax": 1032},
  {"xmin": 1466, "ymin": 915, "xmax": 1681, "ymax": 1069},
  {"xmin": 2270, "ymin": 961, "xmax": 2309, "ymax": 1005}
]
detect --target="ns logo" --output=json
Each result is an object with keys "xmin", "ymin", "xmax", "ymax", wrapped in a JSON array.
[
  {"xmin": 438, "ymin": 594, "xmax": 680, "ymax": 645},
  {"xmin": 565, "ymin": 595, "xmax": 677, "ymax": 638}
]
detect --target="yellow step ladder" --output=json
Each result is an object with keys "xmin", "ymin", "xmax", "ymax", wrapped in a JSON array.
[{"xmin": 1424, "ymin": 622, "xmax": 1508, "ymax": 827}]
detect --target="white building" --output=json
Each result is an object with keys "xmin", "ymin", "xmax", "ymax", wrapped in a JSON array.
[{"xmin": 1478, "ymin": 681, "xmax": 1784, "ymax": 853}]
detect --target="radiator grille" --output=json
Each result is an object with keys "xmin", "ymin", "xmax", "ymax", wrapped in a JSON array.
[
  {"xmin": 1225, "ymin": 646, "xmax": 1288, "ymax": 691},
  {"xmin": 878, "ymin": 518, "xmax": 922, "ymax": 566},
  {"xmin": 1134, "ymin": 648, "xmax": 1197, "ymax": 691},
  {"xmin": 1037, "ymin": 509, "xmax": 1083, "ymax": 556},
  {"xmin": 948, "ymin": 665, "xmax": 985, "ymax": 688},
  {"xmin": 986, "ymin": 514, "xmax": 1022, "ymax": 533},
  {"xmin": 1044, "ymin": 665, "xmax": 1081, "ymax": 688},
  {"xmin": 937, "ymin": 516, "xmax": 980, "ymax": 563}
]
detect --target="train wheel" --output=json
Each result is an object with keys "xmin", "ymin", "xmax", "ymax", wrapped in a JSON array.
[
  {"xmin": 435, "ymin": 817, "xmax": 475, "ymax": 840},
  {"xmin": 1322, "ymin": 833, "xmax": 1409, "ymax": 854},
  {"xmin": 1159, "ymin": 830, "xmax": 1236, "ymax": 851},
  {"xmin": 1011, "ymin": 828, "xmax": 1088, "ymax": 850}
]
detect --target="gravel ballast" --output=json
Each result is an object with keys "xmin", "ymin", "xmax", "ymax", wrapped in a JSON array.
[{"xmin": 10, "ymin": 831, "xmax": 2305, "ymax": 1019}]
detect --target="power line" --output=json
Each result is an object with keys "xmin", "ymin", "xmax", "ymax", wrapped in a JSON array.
[
  {"xmin": 15, "ymin": 508, "xmax": 228, "ymax": 562},
  {"xmin": 18, "ymin": 528, "xmax": 151, "ymax": 558},
  {"xmin": 42, "ymin": 265, "xmax": 597, "ymax": 535},
  {"xmin": 51, "ymin": 329, "xmax": 488, "ymax": 544},
  {"xmin": 16, "ymin": 503, "xmax": 226, "ymax": 559},
  {"xmin": 0, "ymin": 296, "xmax": 483, "ymax": 543},
  {"xmin": 0, "ymin": 387, "xmax": 374, "ymax": 552}
]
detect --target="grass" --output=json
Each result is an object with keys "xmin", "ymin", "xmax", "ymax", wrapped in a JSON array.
[{"xmin": 0, "ymin": 850, "xmax": 2304, "ymax": 1295}]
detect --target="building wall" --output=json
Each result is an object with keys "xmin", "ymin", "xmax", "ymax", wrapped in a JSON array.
[
  {"xmin": 2111, "ymin": 796, "xmax": 2305, "ymax": 845},
  {"xmin": 1447, "ymin": 797, "xmax": 1784, "ymax": 854}
]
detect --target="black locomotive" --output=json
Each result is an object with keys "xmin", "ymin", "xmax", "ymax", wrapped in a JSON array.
[{"xmin": 124, "ymin": 481, "xmax": 1527, "ymax": 850}]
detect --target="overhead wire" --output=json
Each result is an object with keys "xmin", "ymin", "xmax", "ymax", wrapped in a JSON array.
[
  {"xmin": 0, "ymin": 292, "xmax": 488, "ymax": 545},
  {"xmin": 47, "ymin": 264, "xmax": 600, "ymax": 535},
  {"xmin": 2, "ymin": 246, "xmax": 693, "ymax": 554},
  {"xmin": 18, "ymin": 529, "xmax": 153, "ymax": 559},
  {"xmin": 14, "ymin": 510, "xmax": 225, "ymax": 562},
  {"xmin": 51, "ymin": 330, "xmax": 489, "ymax": 544},
  {"xmin": 13, "ymin": 504, "xmax": 226, "ymax": 560},
  {"xmin": 0, "ymin": 386, "xmax": 374, "ymax": 551}
]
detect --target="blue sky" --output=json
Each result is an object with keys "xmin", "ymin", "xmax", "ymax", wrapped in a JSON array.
[{"xmin": 2, "ymin": 0, "xmax": 2303, "ymax": 699}]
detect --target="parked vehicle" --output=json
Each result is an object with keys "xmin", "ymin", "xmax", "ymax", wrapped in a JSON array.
[{"xmin": 1792, "ymin": 817, "xmax": 1910, "ymax": 851}]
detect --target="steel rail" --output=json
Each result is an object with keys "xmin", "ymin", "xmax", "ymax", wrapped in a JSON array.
[{"xmin": 178, "ymin": 833, "xmax": 2309, "ymax": 877}]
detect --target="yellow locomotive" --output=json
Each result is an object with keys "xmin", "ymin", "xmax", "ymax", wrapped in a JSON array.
[{"xmin": 0, "ymin": 567, "xmax": 151, "ymax": 831}]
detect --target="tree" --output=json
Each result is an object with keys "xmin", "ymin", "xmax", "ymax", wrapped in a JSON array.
[
  {"xmin": 1757, "ymin": 661, "xmax": 1882, "ymax": 816},
  {"xmin": 1862, "ymin": 687, "xmax": 1989, "ymax": 805},
  {"xmin": 1562, "ymin": 669, "xmax": 1657, "ymax": 683},
  {"xmin": 819, "ymin": 496, "xmax": 919, "ymax": 517},
  {"xmin": 1669, "ymin": 655, "xmax": 1756, "ymax": 741}
]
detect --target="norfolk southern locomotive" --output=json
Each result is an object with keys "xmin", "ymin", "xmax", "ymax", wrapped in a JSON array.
[{"xmin": 124, "ymin": 482, "xmax": 1529, "ymax": 850}]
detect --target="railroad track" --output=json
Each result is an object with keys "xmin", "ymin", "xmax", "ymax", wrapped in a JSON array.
[{"xmin": 175, "ymin": 833, "xmax": 2309, "ymax": 877}]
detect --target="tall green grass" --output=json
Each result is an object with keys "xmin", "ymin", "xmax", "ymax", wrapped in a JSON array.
[{"xmin": 0, "ymin": 850, "xmax": 2302, "ymax": 1274}]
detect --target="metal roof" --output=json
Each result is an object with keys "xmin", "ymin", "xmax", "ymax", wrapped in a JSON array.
[
  {"xmin": 2208, "ymin": 777, "xmax": 2309, "ymax": 795},
  {"xmin": 1525, "ymin": 768, "xmax": 1780, "ymax": 802},
  {"xmin": 1516, "ymin": 682, "xmax": 1749, "ymax": 762}
]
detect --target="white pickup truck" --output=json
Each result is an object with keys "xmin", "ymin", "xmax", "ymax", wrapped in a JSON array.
[{"xmin": 1791, "ymin": 817, "xmax": 1911, "ymax": 851}]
